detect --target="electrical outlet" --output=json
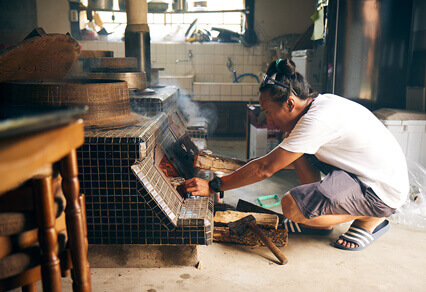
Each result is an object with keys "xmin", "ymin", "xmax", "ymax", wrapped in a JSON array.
[{"xmin": 70, "ymin": 9, "xmax": 78, "ymax": 22}]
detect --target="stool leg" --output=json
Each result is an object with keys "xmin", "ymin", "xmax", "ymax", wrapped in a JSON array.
[
  {"xmin": 33, "ymin": 176, "xmax": 62, "ymax": 292},
  {"xmin": 79, "ymin": 194, "xmax": 92, "ymax": 284},
  {"xmin": 60, "ymin": 150, "xmax": 91, "ymax": 292},
  {"xmin": 22, "ymin": 282, "xmax": 37, "ymax": 292}
]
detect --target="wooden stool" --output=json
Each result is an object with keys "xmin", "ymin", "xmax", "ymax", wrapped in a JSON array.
[{"xmin": 0, "ymin": 120, "xmax": 91, "ymax": 292}]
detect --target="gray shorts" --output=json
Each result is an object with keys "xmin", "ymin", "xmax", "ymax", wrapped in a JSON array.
[{"xmin": 289, "ymin": 165, "xmax": 396, "ymax": 219}]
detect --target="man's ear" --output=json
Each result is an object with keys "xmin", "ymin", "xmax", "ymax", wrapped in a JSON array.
[{"xmin": 286, "ymin": 97, "xmax": 295, "ymax": 111}]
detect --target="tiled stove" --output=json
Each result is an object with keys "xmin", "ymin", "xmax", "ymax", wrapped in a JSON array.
[
  {"xmin": 77, "ymin": 87, "xmax": 213, "ymax": 246},
  {"xmin": 129, "ymin": 86, "xmax": 179, "ymax": 117}
]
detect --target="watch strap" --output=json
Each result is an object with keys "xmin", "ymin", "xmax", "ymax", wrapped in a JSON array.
[{"xmin": 209, "ymin": 176, "xmax": 223, "ymax": 193}]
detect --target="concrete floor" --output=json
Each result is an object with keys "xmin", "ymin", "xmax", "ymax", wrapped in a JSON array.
[{"xmin": 57, "ymin": 137, "xmax": 425, "ymax": 291}]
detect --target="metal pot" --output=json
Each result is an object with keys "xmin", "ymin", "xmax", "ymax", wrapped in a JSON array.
[
  {"xmin": 88, "ymin": 0, "xmax": 114, "ymax": 10},
  {"xmin": 150, "ymin": 67, "xmax": 164, "ymax": 87},
  {"xmin": 148, "ymin": 2, "xmax": 169, "ymax": 13},
  {"xmin": 118, "ymin": 0, "xmax": 126, "ymax": 11},
  {"xmin": 173, "ymin": 0, "xmax": 187, "ymax": 11}
]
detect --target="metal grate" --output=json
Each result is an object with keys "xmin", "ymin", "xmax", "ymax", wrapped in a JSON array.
[{"xmin": 130, "ymin": 86, "xmax": 179, "ymax": 116}]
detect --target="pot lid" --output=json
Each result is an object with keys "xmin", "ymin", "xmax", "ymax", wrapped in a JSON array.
[{"xmin": 0, "ymin": 28, "xmax": 80, "ymax": 82}]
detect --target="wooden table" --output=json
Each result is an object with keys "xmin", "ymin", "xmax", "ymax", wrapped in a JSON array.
[{"xmin": 0, "ymin": 119, "xmax": 91, "ymax": 292}]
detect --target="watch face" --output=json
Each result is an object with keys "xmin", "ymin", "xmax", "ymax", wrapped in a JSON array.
[{"xmin": 209, "ymin": 177, "xmax": 222, "ymax": 192}]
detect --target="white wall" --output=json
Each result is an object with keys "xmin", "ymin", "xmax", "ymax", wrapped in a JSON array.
[
  {"xmin": 254, "ymin": 0, "xmax": 317, "ymax": 42},
  {"xmin": 79, "ymin": 40, "xmax": 265, "ymax": 83},
  {"xmin": 36, "ymin": 0, "xmax": 71, "ymax": 34}
]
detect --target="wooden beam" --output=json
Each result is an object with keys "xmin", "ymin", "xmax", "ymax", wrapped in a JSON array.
[
  {"xmin": 194, "ymin": 152, "xmax": 245, "ymax": 173},
  {"xmin": 236, "ymin": 199, "xmax": 286, "ymax": 222},
  {"xmin": 214, "ymin": 210, "xmax": 279, "ymax": 230}
]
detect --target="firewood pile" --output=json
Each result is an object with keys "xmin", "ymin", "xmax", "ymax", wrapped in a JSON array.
[{"xmin": 213, "ymin": 210, "xmax": 288, "ymax": 247}]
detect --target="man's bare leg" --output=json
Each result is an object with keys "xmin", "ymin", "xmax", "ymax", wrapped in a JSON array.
[
  {"xmin": 281, "ymin": 193, "xmax": 386, "ymax": 248},
  {"xmin": 291, "ymin": 155, "xmax": 321, "ymax": 185}
]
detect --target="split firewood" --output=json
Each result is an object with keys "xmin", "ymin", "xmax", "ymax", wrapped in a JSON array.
[
  {"xmin": 214, "ymin": 211, "xmax": 279, "ymax": 230},
  {"xmin": 193, "ymin": 152, "xmax": 245, "ymax": 173},
  {"xmin": 213, "ymin": 226, "xmax": 288, "ymax": 247}
]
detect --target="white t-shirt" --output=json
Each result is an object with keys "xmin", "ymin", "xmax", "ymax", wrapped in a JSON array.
[{"xmin": 279, "ymin": 94, "xmax": 409, "ymax": 209}]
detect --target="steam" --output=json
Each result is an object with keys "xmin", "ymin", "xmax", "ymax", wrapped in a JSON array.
[
  {"xmin": 177, "ymin": 94, "xmax": 218, "ymax": 137},
  {"xmin": 128, "ymin": 89, "xmax": 150, "ymax": 116}
]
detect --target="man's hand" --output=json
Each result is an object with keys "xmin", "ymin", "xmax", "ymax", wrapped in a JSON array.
[{"xmin": 177, "ymin": 178, "xmax": 211, "ymax": 197}]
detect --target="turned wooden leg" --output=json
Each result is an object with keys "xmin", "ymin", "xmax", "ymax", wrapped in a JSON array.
[
  {"xmin": 22, "ymin": 282, "xmax": 37, "ymax": 292},
  {"xmin": 79, "ymin": 194, "xmax": 91, "ymax": 284},
  {"xmin": 60, "ymin": 149, "xmax": 91, "ymax": 292},
  {"xmin": 33, "ymin": 176, "xmax": 62, "ymax": 292}
]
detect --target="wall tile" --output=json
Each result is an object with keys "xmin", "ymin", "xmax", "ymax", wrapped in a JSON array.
[
  {"xmin": 205, "ymin": 45, "xmax": 215, "ymax": 55},
  {"xmin": 176, "ymin": 53, "xmax": 187, "ymax": 62},
  {"xmin": 242, "ymin": 85, "xmax": 252, "ymax": 96},
  {"xmin": 157, "ymin": 43, "xmax": 166, "ymax": 54},
  {"xmin": 208, "ymin": 54, "xmax": 217, "ymax": 65},
  {"xmin": 231, "ymin": 85, "xmax": 242, "ymax": 96},
  {"xmin": 214, "ymin": 44, "xmax": 225, "ymax": 55},
  {"xmin": 166, "ymin": 53, "xmax": 176, "ymax": 64},
  {"xmin": 193, "ymin": 83, "xmax": 201, "ymax": 95},
  {"xmin": 221, "ymin": 95, "xmax": 233, "ymax": 101},
  {"xmin": 220, "ymin": 84, "xmax": 231, "ymax": 96},
  {"xmin": 185, "ymin": 64, "xmax": 194, "ymax": 75},
  {"xmin": 210, "ymin": 84, "xmax": 220, "ymax": 96},
  {"xmin": 176, "ymin": 64, "xmax": 185, "ymax": 74},
  {"xmin": 175, "ymin": 44, "xmax": 186, "ymax": 55},
  {"xmin": 234, "ymin": 55, "xmax": 244, "ymax": 65},
  {"xmin": 198, "ymin": 44, "xmax": 206, "ymax": 55},
  {"xmin": 213, "ymin": 65, "xmax": 222, "ymax": 75},
  {"xmin": 198, "ymin": 56, "xmax": 206, "ymax": 65},
  {"xmin": 200, "ymin": 84, "xmax": 209, "ymax": 96},
  {"xmin": 213, "ymin": 75, "xmax": 222, "ymax": 82}
]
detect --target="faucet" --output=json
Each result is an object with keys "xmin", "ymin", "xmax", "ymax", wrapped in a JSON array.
[
  {"xmin": 227, "ymin": 57, "xmax": 235, "ymax": 73},
  {"xmin": 176, "ymin": 50, "xmax": 193, "ymax": 63}
]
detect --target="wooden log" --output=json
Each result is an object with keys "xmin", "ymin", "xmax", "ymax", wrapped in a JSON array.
[
  {"xmin": 236, "ymin": 199, "xmax": 286, "ymax": 222},
  {"xmin": 213, "ymin": 226, "xmax": 288, "ymax": 247},
  {"xmin": 194, "ymin": 152, "xmax": 246, "ymax": 173},
  {"xmin": 214, "ymin": 211, "xmax": 279, "ymax": 230}
]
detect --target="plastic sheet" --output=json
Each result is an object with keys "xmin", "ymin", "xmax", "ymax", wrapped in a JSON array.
[{"xmin": 391, "ymin": 159, "xmax": 426, "ymax": 229}]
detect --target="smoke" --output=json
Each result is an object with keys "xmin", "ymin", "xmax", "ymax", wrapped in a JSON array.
[
  {"xmin": 177, "ymin": 94, "xmax": 218, "ymax": 136},
  {"xmin": 128, "ymin": 89, "xmax": 150, "ymax": 117}
]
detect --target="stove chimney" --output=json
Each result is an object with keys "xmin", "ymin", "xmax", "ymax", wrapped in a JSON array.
[{"xmin": 125, "ymin": 0, "xmax": 152, "ymax": 85}]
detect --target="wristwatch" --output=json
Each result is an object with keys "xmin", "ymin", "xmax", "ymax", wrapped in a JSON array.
[{"xmin": 208, "ymin": 176, "xmax": 223, "ymax": 193}]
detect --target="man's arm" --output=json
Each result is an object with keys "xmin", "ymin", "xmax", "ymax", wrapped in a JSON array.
[{"xmin": 179, "ymin": 147, "xmax": 304, "ymax": 196}]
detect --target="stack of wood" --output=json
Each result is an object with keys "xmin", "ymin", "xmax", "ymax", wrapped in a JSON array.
[{"xmin": 213, "ymin": 211, "xmax": 288, "ymax": 247}]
